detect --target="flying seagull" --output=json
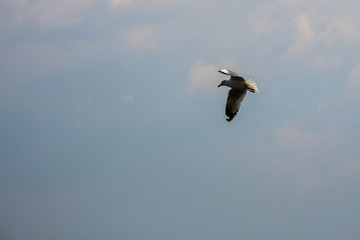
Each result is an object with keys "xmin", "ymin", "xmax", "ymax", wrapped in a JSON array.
[{"xmin": 218, "ymin": 69, "xmax": 259, "ymax": 122}]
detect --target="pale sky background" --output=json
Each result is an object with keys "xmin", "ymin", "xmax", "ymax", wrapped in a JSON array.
[{"xmin": 1, "ymin": 0, "xmax": 360, "ymax": 239}]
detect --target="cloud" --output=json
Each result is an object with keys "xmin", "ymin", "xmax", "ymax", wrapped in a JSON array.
[
  {"xmin": 109, "ymin": 0, "xmax": 133, "ymax": 8},
  {"xmin": 288, "ymin": 13, "xmax": 315, "ymax": 57},
  {"xmin": 188, "ymin": 59, "xmax": 240, "ymax": 93},
  {"xmin": 6, "ymin": 0, "xmax": 93, "ymax": 28},
  {"xmin": 109, "ymin": 0, "xmax": 177, "ymax": 9},
  {"xmin": 121, "ymin": 94, "xmax": 134, "ymax": 101},
  {"xmin": 248, "ymin": 4, "xmax": 279, "ymax": 35},
  {"xmin": 0, "ymin": 0, "xmax": 29, "ymax": 27},
  {"xmin": 313, "ymin": 58, "xmax": 342, "ymax": 69},
  {"xmin": 248, "ymin": 0, "xmax": 308, "ymax": 35},
  {"xmin": 127, "ymin": 26, "xmax": 157, "ymax": 50},
  {"xmin": 0, "ymin": 42, "xmax": 74, "ymax": 80},
  {"xmin": 188, "ymin": 62, "xmax": 218, "ymax": 91},
  {"xmin": 343, "ymin": 62, "xmax": 360, "ymax": 99},
  {"xmin": 316, "ymin": 102, "xmax": 329, "ymax": 114},
  {"xmin": 248, "ymin": 0, "xmax": 360, "ymax": 64},
  {"xmin": 243, "ymin": 120, "xmax": 360, "ymax": 191},
  {"xmin": 319, "ymin": 14, "xmax": 360, "ymax": 45}
]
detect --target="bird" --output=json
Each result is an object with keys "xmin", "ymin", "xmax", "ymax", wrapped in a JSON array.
[{"xmin": 218, "ymin": 69, "xmax": 259, "ymax": 122}]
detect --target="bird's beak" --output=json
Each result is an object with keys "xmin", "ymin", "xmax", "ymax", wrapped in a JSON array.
[{"xmin": 218, "ymin": 83, "xmax": 222, "ymax": 88}]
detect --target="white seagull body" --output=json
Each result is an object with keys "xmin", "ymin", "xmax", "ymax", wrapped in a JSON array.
[{"xmin": 218, "ymin": 69, "xmax": 259, "ymax": 122}]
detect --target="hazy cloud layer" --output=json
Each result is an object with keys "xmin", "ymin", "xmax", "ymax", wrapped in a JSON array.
[
  {"xmin": 1, "ymin": 0, "xmax": 360, "ymax": 239},
  {"xmin": 127, "ymin": 25, "xmax": 157, "ymax": 50}
]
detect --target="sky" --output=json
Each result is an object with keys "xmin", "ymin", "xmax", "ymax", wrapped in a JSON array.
[{"xmin": 1, "ymin": 0, "xmax": 360, "ymax": 239}]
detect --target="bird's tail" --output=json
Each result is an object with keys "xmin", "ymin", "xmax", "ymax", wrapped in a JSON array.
[{"xmin": 245, "ymin": 79, "xmax": 259, "ymax": 93}]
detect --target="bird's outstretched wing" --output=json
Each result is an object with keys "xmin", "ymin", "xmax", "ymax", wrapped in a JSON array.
[
  {"xmin": 225, "ymin": 88, "xmax": 247, "ymax": 122},
  {"xmin": 218, "ymin": 69, "xmax": 245, "ymax": 81}
]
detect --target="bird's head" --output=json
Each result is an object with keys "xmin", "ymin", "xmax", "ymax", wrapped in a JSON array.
[{"xmin": 218, "ymin": 80, "xmax": 226, "ymax": 88}]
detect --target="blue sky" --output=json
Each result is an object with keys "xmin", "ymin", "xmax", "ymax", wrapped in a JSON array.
[{"xmin": 1, "ymin": 0, "xmax": 360, "ymax": 239}]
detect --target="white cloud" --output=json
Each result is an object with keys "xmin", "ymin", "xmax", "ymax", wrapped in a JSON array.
[
  {"xmin": 313, "ymin": 57, "xmax": 342, "ymax": 69},
  {"xmin": 343, "ymin": 62, "xmax": 360, "ymax": 99},
  {"xmin": 2, "ymin": 42, "xmax": 74, "ymax": 76},
  {"xmin": 251, "ymin": 17, "xmax": 278, "ymax": 35},
  {"xmin": 188, "ymin": 59, "xmax": 239, "ymax": 93},
  {"xmin": 248, "ymin": 0, "xmax": 308, "ymax": 35},
  {"xmin": 319, "ymin": 14, "xmax": 360, "ymax": 45},
  {"xmin": 285, "ymin": 11, "xmax": 360, "ymax": 60},
  {"xmin": 316, "ymin": 102, "xmax": 329, "ymax": 113},
  {"xmin": 0, "ymin": 0, "xmax": 29, "ymax": 28},
  {"xmin": 127, "ymin": 26, "xmax": 157, "ymax": 50},
  {"xmin": 2, "ymin": 0, "xmax": 29, "ymax": 7},
  {"xmin": 2, "ymin": 0, "xmax": 93, "ymax": 28},
  {"xmin": 248, "ymin": 4, "xmax": 279, "ymax": 35},
  {"xmin": 33, "ymin": 1, "xmax": 84, "ymax": 28},
  {"xmin": 288, "ymin": 13, "xmax": 315, "ymax": 57},
  {"xmin": 247, "ymin": 121, "xmax": 360, "ymax": 190},
  {"xmin": 121, "ymin": 94, "xmax": 134, "ymax": 101},
  {"xmin": 188, "ymin": 62, "xmax": 218, "ymax": 91},
  {"xmin": 109, "ymin": 0, "xmax": 133, "ymax": 8},
  {"xmin": 109, "ymin": 0, "xmax": 176, "ymax": 9},
  {"xmin": 248, "ymin": 0, "xmax": 360, "ymax": 63}
]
